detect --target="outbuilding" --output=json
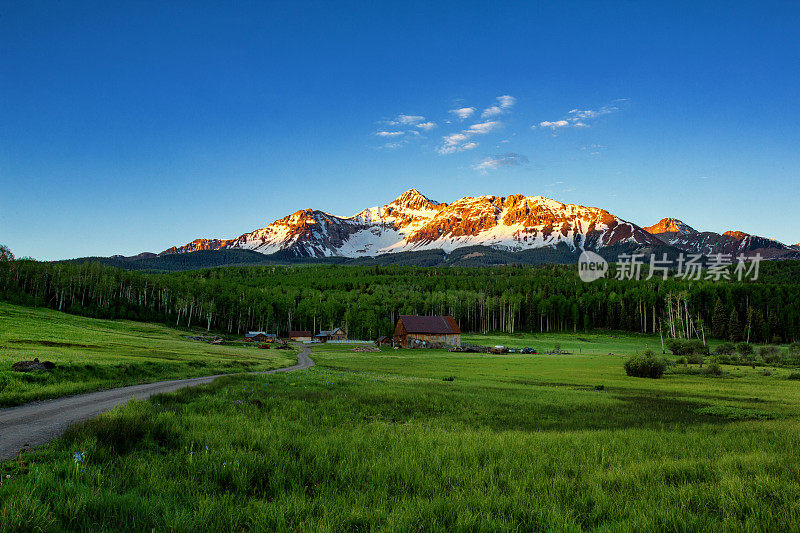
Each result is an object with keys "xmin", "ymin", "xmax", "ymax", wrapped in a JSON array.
[
  {"xmin": 315, "ymin": 327, "xmax": 347, "ymax": 342},
  {"xmin": 289, "ymin": 330, "xmax": 313, "ymax": 342},
  {"xmin": 244, "ymin": 332, "xmax": 276, "ymax": 343},
  {"xmin": 392, "ymin": 315, "xmax": 462, "ymax": 348}
]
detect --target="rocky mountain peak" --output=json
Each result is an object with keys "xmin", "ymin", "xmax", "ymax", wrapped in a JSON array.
[
  {"xmin": 723, "ymin": 230, "xmax": 750, "ymax": 241},
  {"xmin": 390, "ymin": 189, "xmax": 440, "ymax": 211},
  {"xmin": 644, "ymin": 218, "xmax": 697, "ymax": 235}
]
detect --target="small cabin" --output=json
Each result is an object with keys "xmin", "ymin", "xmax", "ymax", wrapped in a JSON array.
[
  {"xmin": 315, "ymin": 327, "xmax": 347, "ymax": 342},
  {"xmin": 244, "ymin": 332, "xmax": 276, "ymax": 343},
  {"xmin": 392, "ymin": 315, "xmax": 462, "ymax": 349},
  {"xmin": 289, "ymin": 330, "xmax": 313, "ymax": 342},
  {"xmin": 376, "ymin": 335, "xmax": 392, "ymax": 346}
]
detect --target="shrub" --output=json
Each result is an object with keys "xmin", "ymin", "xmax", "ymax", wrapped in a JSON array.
[
  {"xmin": 758, "ymin": 346, "xmax": 782, "ymax": 364},
  {"xmin": 716, "ymin": 342, "xmax": 736, "ymax": 356},
  {"xmin": 704, "ymin": 362, "xmax": 723, "ymax": 376},
  {"xmin": 687, "ymin": 353, "xmax": 705, "ymax": 365},
  {"xmin": 624, "ymin": 351, "xmax": 667, "ymax": 379},
  {"xmin": 666, "ymin": 339, "xmax": 709, "ymax": 356},
  {"xmin": 788, "ymin": 372, "xmax": 800, "ymax": 380},
  {"xmin": 736, "ymin": 342, "xmax": 754, "ymax": 357}
]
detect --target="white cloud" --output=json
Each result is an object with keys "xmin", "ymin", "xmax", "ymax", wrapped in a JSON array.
[
  {"xmin": 467, "ymin": 121, "xmax": 501, "ymax": 134},
  {"xmin": 397, "ymin": 114, "xmax": 425, "ymax": 125},
  {"xmin": 481, "ymin": 105, "xmax": 503, "ymax": 118},
  {"xmin": 538, "ymin": 120, "xmax": 570, "ymax": 129},
  {"xmin": 473, "ymin": 152, "xmax": 528, "ymax": 173},
  {"xmin": 450, "ymin": 107, "xmax": 476, "ymax": 120},
  {"xmin": 497, "ymin": 95, "xmax": 516, "ymax": 109},
  {"xmin": 437, "ymin": 121, "xmax": 502, "ymax": 154},
  {"xmin": 376, "ymin": 131, "xmax": 405, "ymax": 137},
  {"xmin": 534, "ymin": 102, "xmax": 623, "ymax": 131},
  {"xmin": 480, "ymin": 95, "xmax": 516, "ymax": 118},
  {"xmin": 416, "ymin": 121, "xmax": 436, "ymax": 131}
]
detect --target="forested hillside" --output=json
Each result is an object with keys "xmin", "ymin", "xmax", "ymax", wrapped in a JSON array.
[{"xmin": 1, "ymin": 258, "xmax": 799, "ymax": 343}]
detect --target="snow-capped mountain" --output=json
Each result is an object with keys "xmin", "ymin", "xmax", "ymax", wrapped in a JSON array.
[
  {"xmin": 644, "ymin": 218, "xmax": 794, "ymax": 258},
  {"xmin": 161, "ymin": 189, "xmax": 663, "ymax": 258},
  {"xmin": 644, "ymin": 217, "xmax": 697, "ymax": 237}
]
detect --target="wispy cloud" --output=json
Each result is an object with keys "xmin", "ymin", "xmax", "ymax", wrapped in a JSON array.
[
  {"xmin": 533, "ymin": 101, "xmax": 623, "ymax": 132},
  {"xmin": 467, "ymin": 121, "xmax": 501, "ymax": 134},
  {"xmin": 497, "ymin": 95, "xmax": 516, "ymax": 108},
  {"xmin": 376, "ymin": 95, "xmax": 517, "ymax": 154},
  {"xmin": 396, "ymin": 114, "xmax": 425, "ymax": 125},
  {"xmin": 450, "ymin": 107, "xmax": 476, "ymax": 120},
  {"xmin": 537, "ymin": 120, "xmax": 570, "ymax": 129},
  {"xmin": 481, "ymin": 95, "xmax": 516, "ymax": 118},
  {"xmin": 473, "ymin": 152, "xmax": 528, "ymax": 173},
  {"xmin": 438, "ymin": 121, "xmax": 502, "ymax": 154}
]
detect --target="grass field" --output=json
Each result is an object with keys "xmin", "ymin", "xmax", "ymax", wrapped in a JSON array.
[
  {"xmin": 2, "ymin": 327, "xmax": 799, "ymax": 531},
  {"xmin": 462, "ymin": 330, "xmax": 724, "ymax": 355},
  {"xmin": 0, "ymin": 302, "xmax": 296, "ymax": 406}
]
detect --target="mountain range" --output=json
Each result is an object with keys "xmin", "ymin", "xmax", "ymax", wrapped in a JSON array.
[{"xmin": 154, "ymin": 189, "xmax": 796, "ymax": 262}]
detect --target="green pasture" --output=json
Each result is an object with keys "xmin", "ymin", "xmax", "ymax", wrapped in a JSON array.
[
  {"xmin": 0, "ymin": 302, "xmax": 295, "ymax": 406},
  {"xmin": 2, "ymin": 328, "xmax": 799, "ymax": 531}
]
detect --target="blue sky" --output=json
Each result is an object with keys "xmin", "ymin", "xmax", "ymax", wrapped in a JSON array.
[{"xmin": 2, "ymin": 1, "xmax": 799, "ymax": 260}]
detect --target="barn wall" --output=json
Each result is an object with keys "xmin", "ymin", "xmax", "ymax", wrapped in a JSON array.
[{"xmin": 406, "ymin": 333, "xmax": 461, "ymax": 348}]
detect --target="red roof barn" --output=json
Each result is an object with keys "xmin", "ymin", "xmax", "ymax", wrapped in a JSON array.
[{"xmin": 392, "ymin": 315, "xmax": 462, "ymax": 348}]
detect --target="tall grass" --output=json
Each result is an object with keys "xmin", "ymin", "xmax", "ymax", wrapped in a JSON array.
[{"xmin": 2, "ymin": 345, "xmax": 800, "ymax": 530}]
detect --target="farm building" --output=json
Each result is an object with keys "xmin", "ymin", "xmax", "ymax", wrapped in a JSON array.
[
  {"xmin": 288, "ymin": 330, "xmax": 313, "ymax": 342},
  {"xmin": 376, "ymin": 335, "xmax": 392, "ymax": 346},
  {"xmin": 244, "ymin": 332, "xmax": 276, "ymax": 342},
  {"xmin": 315, "ymin": 327, "xmax": 347, "ymax": 342},
  {"xmin": 392, "ymin": 315, "xmax": 462, "ymax": 348}
]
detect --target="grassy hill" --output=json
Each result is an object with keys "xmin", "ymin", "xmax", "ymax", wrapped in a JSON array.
[{"xmin": 0, "ymin": 302, "xmax": 295, "ymax": 406}]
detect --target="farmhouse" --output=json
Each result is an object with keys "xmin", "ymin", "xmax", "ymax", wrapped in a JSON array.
[
  {"xmin": 392, "ymin": 315, "xmax": 462, "ymax": 348},
  {"xmin": 315, "ymin": 327, "xmax": 347, "ymax": 342},
  {"xmin": 244, "ymin": 332, "xmax": 276, "ymax": 342},
  {"xmin": 288, "ymin": 330, "xmax": 313, "ymax": 342}
]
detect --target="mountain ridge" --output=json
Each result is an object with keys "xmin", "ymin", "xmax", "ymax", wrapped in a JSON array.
[{"xmin": 159, "ymin": 190, "xmax": 796, "ymax": 261}]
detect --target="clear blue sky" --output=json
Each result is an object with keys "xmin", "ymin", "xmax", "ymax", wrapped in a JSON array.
[{"xmin": 2, "ymin": 1, "xmax": 798, "ymax": 260}]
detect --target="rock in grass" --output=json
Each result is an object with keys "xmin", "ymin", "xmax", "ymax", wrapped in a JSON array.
[{"xmin": 11, "ymin": 358, "xmax": 56, "ymax": 372}]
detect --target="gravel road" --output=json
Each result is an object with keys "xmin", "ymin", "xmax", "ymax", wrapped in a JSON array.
[{"xmin": 0, "ymin": 344, "xmax": 314, "ymax": 461}]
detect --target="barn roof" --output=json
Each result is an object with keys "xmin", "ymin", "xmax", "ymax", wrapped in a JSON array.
[
  {"xmin": 289, "ymin": 330, "xmax": 312, "ymax": 337},
  {"xmin": 398, "ymin": 315, "xmax": 461, "ymax": 335}
]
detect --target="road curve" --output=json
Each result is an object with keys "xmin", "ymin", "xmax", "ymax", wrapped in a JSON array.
[{"xmin": 0, "ymin": 343, "xmax": 314, "ymax": 461}]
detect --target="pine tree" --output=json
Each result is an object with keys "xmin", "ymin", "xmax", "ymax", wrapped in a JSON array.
[
  {"xmin": 712, "ymin": 298, "xmax": 727, "ymax": 339},
  {"xmin": 728, "ymin": 308, "xmax": 742, "ymax": 342}
]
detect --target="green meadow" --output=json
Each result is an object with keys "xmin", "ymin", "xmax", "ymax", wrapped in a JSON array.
[
  {"xmin": 0, "ymin": 302, "xmax": 295, "ymax": 406},
  {"xmin": 2, "ymin": 322, "xmax": 800, "ymax": 531}
]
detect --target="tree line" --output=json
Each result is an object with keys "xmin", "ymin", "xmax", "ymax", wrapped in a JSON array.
[{"xmin": 1, "ymin": 253, "xmax": 799, "ymax": 343}]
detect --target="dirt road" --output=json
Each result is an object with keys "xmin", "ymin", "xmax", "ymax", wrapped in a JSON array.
[{"xmin": 0, "ymin": 344, "xmax": 314, "ymax": 461}]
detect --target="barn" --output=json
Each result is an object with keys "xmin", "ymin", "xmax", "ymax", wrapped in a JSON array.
[
  {"xmin": 288, "ymin": 330, "xmax": 313, "ymax": 342},
  {"xmin": 392, "ymin": 315, "xmax": 462, "ymax": 348}
]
